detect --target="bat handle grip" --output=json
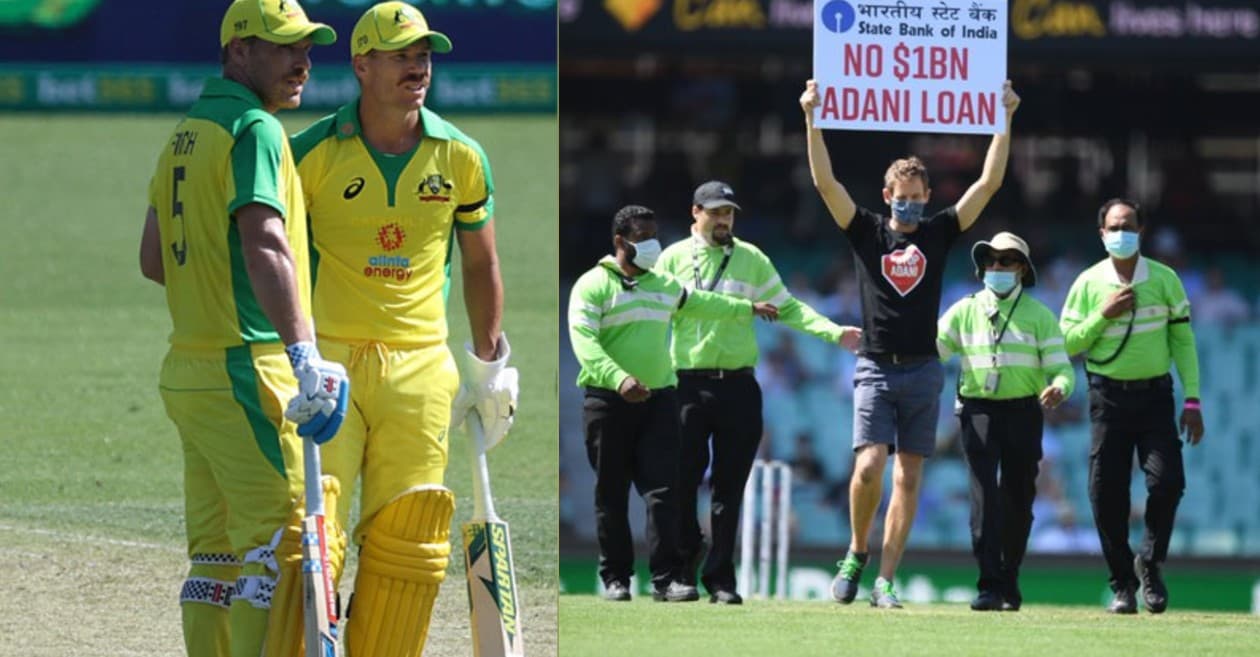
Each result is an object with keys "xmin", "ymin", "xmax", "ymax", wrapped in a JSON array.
[
  {"xmin": 466, "ymin": 412, "xmax": 499, "ymax": 521},
  {"xmin": 303, "ymin": 436, "xmax": 325, "ymax": 517}
]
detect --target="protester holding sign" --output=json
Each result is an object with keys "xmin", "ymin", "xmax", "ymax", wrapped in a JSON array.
[{"xmin": 799, "ymin": 77, "xmax": 1019, "ymax": 608}]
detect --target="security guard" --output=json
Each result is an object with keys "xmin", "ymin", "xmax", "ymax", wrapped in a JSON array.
[
  {"xmin": 568, "ymin": 204, "xmax": 779, "ymax": 602},
  {"xmin": 937, "ymin": 232, "xmax": 1074, "ymax": 612},
  {"xmin": 656, "ymin": 181, "xmax": 860, "ymax": 604},
  {"xmin": 1060, "ymin": 198, "xmax": 1205, "ymax": 615}
]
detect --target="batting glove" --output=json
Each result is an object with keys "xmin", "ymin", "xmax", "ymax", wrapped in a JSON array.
[
  {"xmin": 451, "ymin": 333, "xmax": 519, "ymax": 451},
  {"xmin": 284, "ymin": 341, "xmax": 350, "ymax": 444}
]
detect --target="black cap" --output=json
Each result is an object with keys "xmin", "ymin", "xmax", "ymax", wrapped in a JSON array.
[{"xmin": 693, "ymin": 181, "xmax": 742, "ymax": 211}]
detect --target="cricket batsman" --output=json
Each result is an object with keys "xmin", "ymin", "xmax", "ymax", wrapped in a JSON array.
[
  {"xmin": 138, "ymin": 2, "xmax": 350, "ymax": 656},
  {"xmin": 289, "ymin": 3, "xmax": 517, "ymax": 655}
]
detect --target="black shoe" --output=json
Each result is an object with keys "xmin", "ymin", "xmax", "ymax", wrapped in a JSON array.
[
  {"xmin": 603, "ymin": 581, "xmax": 631, "ymax": 601},
  {"xmin": 1135, "ymin": 556, "xmax": 1168, "ymax": 614},
  {"xmin": 970, "ymin": 590, "xmax": 1002, "ymax": 611},
  {"xmin": 1001, "ymin": 580, "xmax": 1022, "ymax": 611},
  {"xmin": 709, "ymin": 589, "xmax": 743, "ymax": 605},
  {"xmin": 1107, "ymin": 587, "xmax": 1138, "ymax": 614},
  {"xmin": 653, "ymin": 581, "xmax": 700, "ymax": 602}
]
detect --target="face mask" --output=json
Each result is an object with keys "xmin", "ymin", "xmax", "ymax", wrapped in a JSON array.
[
  {"xmin": 1102, "ymin": 230, "xmax": 1140, "ymax": 259},
  {"xmin": 983, "ymin": 270, "xmax": 1018, "ymax": 295},
  {"xmin": 891, "ymin": 199, "xmax": 926, "ymax": 225},
  {"xmin": 628, "ymin": 238, "xmax": 662, "ymax": 270}
]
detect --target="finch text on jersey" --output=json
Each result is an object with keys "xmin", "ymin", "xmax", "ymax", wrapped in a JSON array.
[{"xmin": 171, "ymin": 129, "xmax": 198, "ymax": 156}]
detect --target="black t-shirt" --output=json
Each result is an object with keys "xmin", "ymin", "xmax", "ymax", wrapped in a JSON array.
[{"xmin": 842, "ymin": 205, "xmax": 962, "ymax": 356}]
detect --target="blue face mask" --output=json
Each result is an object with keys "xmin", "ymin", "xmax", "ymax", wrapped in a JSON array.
[
  {"xmin": 891, "ymin": 199, "xmax": 926, "ymax": 225},
  {"xmin": 983, "ymin": 270, "xmax": 1018, "ymax": 295},
  {"xmin": 1102, "ymin": 230, "xmax": 1140, "ymax": 259}
]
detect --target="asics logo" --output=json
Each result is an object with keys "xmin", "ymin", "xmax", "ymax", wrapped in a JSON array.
[{"xmin": 343, "ymin": 177, "xmax": 365, "ymax": 200}]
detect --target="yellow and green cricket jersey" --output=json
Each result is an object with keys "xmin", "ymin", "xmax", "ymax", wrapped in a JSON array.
[
  {"xmin": 937, "ymin": 287, "xmax": 1074, "ymax": 399},
  {"xmin": 569, "ymin": 257, "xmax": 754, "ymax": 391},
  {"xmin": 1060, "ymin": 256, "xmax": 1200, "ymax": 397},
  {"xmin": 147, "ymin": 77, "xmax": 311, "ymax": 349},
  {"xmin": 657, "ymin": 234, "xmax": 844, "ymax": 370},
  {"xmin": 291, "ymin": 101, "xmax": 493, "ymax": 346}
]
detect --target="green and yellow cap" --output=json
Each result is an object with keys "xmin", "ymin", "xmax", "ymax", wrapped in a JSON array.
[
  {"xmin": 220, "ymin": 0, "xmax": 337, "ymax": 48},
  {"xmin": 351, "ymin": 2, "xmax": 452, "ymax": 56}
]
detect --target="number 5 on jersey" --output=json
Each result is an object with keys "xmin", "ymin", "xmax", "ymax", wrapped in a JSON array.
[{"xmin": 171, "ymin": 165, "xmax": 188, "ymax": 265}]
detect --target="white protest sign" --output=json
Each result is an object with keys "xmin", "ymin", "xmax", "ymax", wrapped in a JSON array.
[{"xmin": 812, "ymin": 0, "xmax": 1008, "ymax": 134}]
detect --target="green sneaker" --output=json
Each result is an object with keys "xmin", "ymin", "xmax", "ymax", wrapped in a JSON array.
[
  {"xmin": 830, "ymin": 551, "xmax": 868, "ymax": 604},
  {"xmin": 870, "ymin": 577, "xmax": 903, "ymax": 609}
]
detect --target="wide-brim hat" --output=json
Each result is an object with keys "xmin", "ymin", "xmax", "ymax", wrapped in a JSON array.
[{"xmin": 971, "ymin": 231, "xmax": 1037, "ymax": 287}]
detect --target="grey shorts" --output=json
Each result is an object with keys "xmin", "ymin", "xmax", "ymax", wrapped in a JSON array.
[{"xmin": 852, "ymin": 357, "xmax": 945, "ymax": 457}]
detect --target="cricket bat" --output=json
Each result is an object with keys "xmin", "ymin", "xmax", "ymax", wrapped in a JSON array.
[
  {"xmin": 462, "ymin": 413, "xmax": 525, "ymax": 657},
  {"xmin": 302, "ymin": 437, "xmax": 339, "ymax": 657}
]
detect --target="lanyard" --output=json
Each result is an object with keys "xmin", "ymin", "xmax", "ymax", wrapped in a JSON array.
[
  {"xmin": 987, "ymin": 290, "xmax": 1022, "ymax": 366},
  {"xmin": 691, "ymin": 237, "xmax": 733, "ymax": 292},
  {"xmin": 1087, "ymin": 287, "xmax": 1137, "ymax": 366}
]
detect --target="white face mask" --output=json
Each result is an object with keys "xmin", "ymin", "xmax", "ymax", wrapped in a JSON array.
[{"xmin": 628, "ymin": 238, "xmax": 662, "ymax": 270}]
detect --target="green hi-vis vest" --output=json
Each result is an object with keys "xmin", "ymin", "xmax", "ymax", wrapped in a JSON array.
[
  {"xmin": 937, "ymin": 287, "xmax": 1074, "ymax": 399},
  {"xmin": 657, "ymin": 234, "xmax": 843, "ymax": 370},
  {"xmin": 1060, "ymin": 256, "xmax": 1200, "ymax": 398},
  {"xmin": 568, "ymin": 256, "xmax": 753, "ymax": 391}
]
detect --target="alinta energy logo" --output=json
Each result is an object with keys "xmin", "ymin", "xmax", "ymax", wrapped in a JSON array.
[
  {"xmin": 376, "ymin": 222, "xmax": 406, "ymax": 251},
  {"xmin": 821, "ymin": 0, "xmax": 856, "ymax": 33},
  {"xmin": 366, "ymin": 222, "xmax": 412, "ymax": 281}
]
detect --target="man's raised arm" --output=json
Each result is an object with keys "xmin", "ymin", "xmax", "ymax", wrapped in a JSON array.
[
  {"xmin": 954, "ymin": 80, "xmax": 1021, "ymax": 231},
  {"xmin": 800, "ymin": 79, "xmax": 857, "ymax": 230}
]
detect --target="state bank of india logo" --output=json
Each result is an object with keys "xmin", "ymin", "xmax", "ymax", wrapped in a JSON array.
[
  {"xmin": 365, "ymin": 222, "xmax": 412, "ymax": 281},
  {"xmin": 821, "ymin": 0, "xmax": 856, "ymax": 33}
]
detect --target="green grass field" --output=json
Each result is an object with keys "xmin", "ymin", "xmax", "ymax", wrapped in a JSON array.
[
  {"xmin": 558, "ymin": 595, "xmax": 1260, "ymax": 657},
  {"xmin": 0, "ymin": 113, "xmax": 557, "ymax": 657}
]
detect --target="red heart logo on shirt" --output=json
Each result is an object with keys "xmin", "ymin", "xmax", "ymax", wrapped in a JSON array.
[{"xmin": 881, "ymin": 245, "xmax": 926, "ymax": 297}]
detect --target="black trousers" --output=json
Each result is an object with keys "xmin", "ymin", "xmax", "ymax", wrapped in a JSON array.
[
  {"xmin": 957, "ymin": 396, "xmax": 1043, "ymax": 596},
  {"xmin": 676, "ymin": 371, "xmax": 763, "ymax": 593},
  {"xmin": 582, "ymin": 386, "xmax": 683, "ymax": 590},
  {"xmin": 1087, "ymin": 375, "xmax": 1185, "ymax": 592}
]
